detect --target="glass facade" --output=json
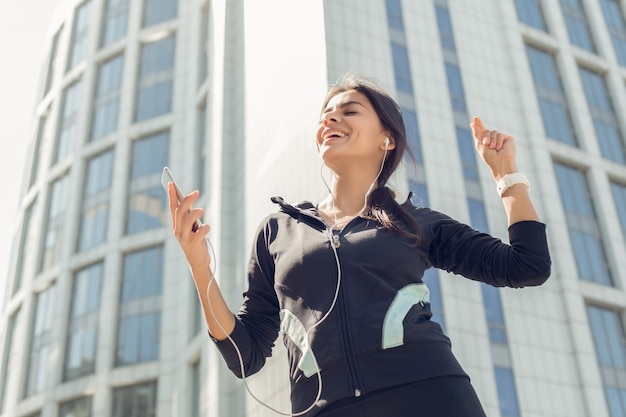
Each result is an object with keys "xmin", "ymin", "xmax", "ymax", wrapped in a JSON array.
[
  {"xmin": 24, "ymin": 285, "xmax": 56, "ymax": 398},
  {"xmin": 91, "ymin": 54, "xmax": 124, "ymax": 140},
  {"xmin": 64, "ymin": 263, "xmax": 103, "ymax": 381},
  {"xmin": 78, "ymin": 150, "xmax": 114, "ymax": 251},
  {"xmin": 587, "ymin": 306, "xmax": 626, "ymax": 417},
  {"xmin": 0, "ymin": 310, "xmax": 20, "ymax": 412},
  {"xmin": 514, "ymin": 0, "xmax": 547, "ymax": 31},
  {"xmin": 600, "ymin": 0, "xmax": 626, "ymax": 67},
  {"xmin": 560, "ymin": 0, "xmax": 595, "ymax": 52},
  {"xmin": 101, "ymin": 0, "xmax": 129, "ymax": 47},
  {"xmin": 12, "ymin": 202, "xmax": 35, "ymax": 296},
  {"xmin": 54, "ymin": 81, "xmax": 82, "ymax": 164},
  {"xmin": 135, "ymin": 36, "xmax": 176, "ymax": 122},
  {"xmin": 59, "ymin": 396, "xmax": 92, "ymax": 417},
  {"xmin": 112, "ymin": 381, "xmax": 157, "ymax": 417},
  {"xmin": 555, "ymin": 163, "xmax": 612, "ymax": 285},
  {"xmin": 116, "ymin": 246, "xmax": 163, "ymax": 366},
  {"xmin": 526, "ymin": 45, "xmax": 577, "ymax": 146},
  {"xmin": 612, "ymin": 181, "xmax": 626, "ymax": 241},
  {"xmin": 579, "ymin": 67, "xmax": 626, "ymax": 164},
  {"xmin": 40, "ymin": 174, "xmax": 70, "ymax": 271},
  {"xmin": 142, "ymin": 0, "xmax": 178, "ymax": 27},
  {"xmin": 67, "ymin": 0, "xmax": 93, "ymax": 71},
  {"xmin": 126, "ymin": 131, "xmax": 169, "ymax": 234}
]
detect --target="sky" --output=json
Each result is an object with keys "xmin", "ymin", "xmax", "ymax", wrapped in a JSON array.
[{"xmin": 0, "ymin": 0, "xmax": 61, "ymax": 304}]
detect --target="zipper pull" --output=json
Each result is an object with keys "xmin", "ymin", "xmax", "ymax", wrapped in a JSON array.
[{"xmin": 332, "ymin": 234, "xmax": 341, "ymax": 248}]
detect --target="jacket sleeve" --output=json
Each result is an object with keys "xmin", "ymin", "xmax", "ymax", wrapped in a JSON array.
[
  {"xmin": 212, "ymin": 219, "xmax": 280, "ymax": 378},
  {"xmin": 424, "ymin": 209, "xmax": 551, "ymax": 288}
]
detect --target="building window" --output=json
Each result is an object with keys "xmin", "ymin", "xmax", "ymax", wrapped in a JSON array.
[
  {"xmin": 59, "ymin": 396, "xmax": 92, "ymax": 417},
  {"xmin": 198, "ymin": 6, "xmax": 209, "ymax": 87},
  {"xmin": 611, "ymin": 181, "xmax": 626, "ymax": 241},
  {"xmin": 402, "ymin": 108, "xmax": 422, "ymax": 165},
  {"xmin": 494, "ymin": 367, "xmax": 521, "ymax": 417},
  {"xmin": 560, "ymin": 0, "xmax": 595, "ymax": 52},
  {"xmin": 554, "ymin": 163, "xmax": 612, "ymax": 285},
  {"xmin": 78, "ymin": 150, "xmax": 114, "ymax": 251},
  {"xmin": 40, "ymin": 174, "xmax": 70, "ymax": 271},
  {"xmin": 67, "ymin": 0, "xmax": 93, "ymax": 71},
  {"xmin": 445, "ymin": 63, "xmax": 466, "ymax": 112},
  {"xmin": 24, "ymin": 285, "xmax": 56, "ymax": 398},
  {"xmin": 435, "ymin": 5, "xmax": 455, "ymax": 50},
  {"xmin": 54, "ymin": 81, "xmax": 82, "ymax": 165},
  {"xmin": 600, "ymin": 0, "xmax": 626, "ymax": 67},
  {"xmin": 514, "ymin": 0, "xmax": 548, "ymax": 31},
  {"xmin": 391, "ymin": 42, "xmax": 413, "ymax": 94},
  {"xmin": 112, "ymin": 381, "xmax": 157, "ymax": 417},
  {"xmin": 0, "ymin": 309, "xmax": 21, "ymax": 412},
  {"xmin": 526, "ymin": 45, "xmax": 577, "ymax": 146},
  {"xmin": 135, "ymin": 35, "xmax": 176, "ymax": 121},
  {"xmin": 126, "ymin": 131, "xmax": 169, "ymax": 234},
  {"xmin": 116, "ymin": 247, "xmax": 163, "ymax": 366},
  {"xmin": 91, "ymin": 55, "xmax": 124, "ymax": 141},
  {"xmin": 44, "ymin": 26, "xmax": 63, "ymax": 96},
  {"xmin": 468, "ymin": 199, "xmax": 489, "ymax": 233},
  {"xmin": 12, "ymin": 202, "xmax": 36, "ymax": 296},
  {"xmin": 29, "ymin": 116, "xmax": 47, "ymax": 189},
  {"xmin": 101, "ymin": 0, "xmax": 129, "ymax": 47},
  {"xmin": 482, "ymin": 284, "xmax": 507, "ymax": 343},
  {"xmin": 142, "ymin": 0, "xmax": 178, "ymax": 27},
  {"xmin": 64, "ymin": 263, "xmax": 103, "ymax": 381},
  {"xmin": 579, "ymin": 67, "xmax": 626, "ymax": 164},
  {"xmin": 385, "ymin": 0, "xmax": 404, "ymax": 30},
  {"xmin": 422, "ymin": 268, "xmax": 445, "ymax": 330},
  {"xmin": 457, "ymin": 127, "xmax": 479, "ymax": 181},
  {"xmin": 587, "ymin": 305, "xmax": 626, "ymax": 417}
]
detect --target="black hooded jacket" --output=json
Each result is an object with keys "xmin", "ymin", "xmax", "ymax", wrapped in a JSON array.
[{"xmin": 212, "ymin": 197, "xmax": 551, "ymax": 416}]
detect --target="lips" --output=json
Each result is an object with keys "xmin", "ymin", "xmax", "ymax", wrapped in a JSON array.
[{"xmin": 322, "ymin": 128, "xmax": 348, "ymax": 143}]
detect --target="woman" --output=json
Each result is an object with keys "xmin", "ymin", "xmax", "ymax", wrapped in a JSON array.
[{"xmin": 168, "ymin": 74, "xmax": 551, "ymax": 417}]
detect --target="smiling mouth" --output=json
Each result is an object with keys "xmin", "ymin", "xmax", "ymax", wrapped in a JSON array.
[{"xmin": 323, "ymin": 131, "xmax": 347, "ymax": 142}]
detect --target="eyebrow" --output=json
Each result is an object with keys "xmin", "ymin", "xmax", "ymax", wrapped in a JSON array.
[{"xmin": 322, "ymin": 100, "xmax": 366, "ymax": 114}]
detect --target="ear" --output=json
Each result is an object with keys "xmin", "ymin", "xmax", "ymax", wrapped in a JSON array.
[{"xmin": 381, "ymin": 135, "xmax": 396, "ymax": 151}]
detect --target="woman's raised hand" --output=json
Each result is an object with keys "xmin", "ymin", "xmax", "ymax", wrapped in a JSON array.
[
  {"xmin": 167, "ymin": 182, "xmax": 212, "ymax": 272},
  {"xmin": 470, "ymin": 116, "xmax": 518, "ymax": 182}
]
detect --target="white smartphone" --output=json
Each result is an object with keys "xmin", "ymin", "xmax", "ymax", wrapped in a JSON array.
[{"xmin": 161, "ymin": 166, "xmax": 202, "ymax": 232}]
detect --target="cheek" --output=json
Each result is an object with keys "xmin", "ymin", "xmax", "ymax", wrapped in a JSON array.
[{"xmin": 315, "ymin": 126, "xmax": 324, "ymax": 145}]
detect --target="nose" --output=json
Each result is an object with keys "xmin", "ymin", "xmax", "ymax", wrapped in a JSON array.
[{"xmin": 321, "ymin": 110, "xmax": 340, "ymax": 125}]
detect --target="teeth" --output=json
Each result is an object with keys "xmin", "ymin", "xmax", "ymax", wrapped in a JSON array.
[{"xmin": 326, "ymin": 131, "xmax": 345, "ymax": 139}]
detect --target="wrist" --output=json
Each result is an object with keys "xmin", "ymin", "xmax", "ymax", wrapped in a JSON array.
[{"xmin": 496, "ymin": 172, "xmax": 530, "ymax": 197}]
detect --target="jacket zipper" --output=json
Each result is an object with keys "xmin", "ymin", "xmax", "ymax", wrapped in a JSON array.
[{"xmin": 332, "ymin": 230, "xmax": 362, "ymax": 397}]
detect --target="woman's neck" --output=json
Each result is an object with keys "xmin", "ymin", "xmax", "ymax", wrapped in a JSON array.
[{"xmin": 320, "ymin": 168, "xmax": 381, "ymax": 218}]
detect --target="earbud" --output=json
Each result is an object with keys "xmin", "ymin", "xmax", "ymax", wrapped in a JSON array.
[{"xmin": 385, "ymin": 137, "xmax": 390, "ymax": 149}]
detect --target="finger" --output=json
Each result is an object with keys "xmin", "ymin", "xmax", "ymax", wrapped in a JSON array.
[
  {"xmin": 173, "ymin": 191, "xmax": 200, "ymax": 236},
  {"xmin": 470, "ymin": 116, "xmax": 484, "ymax": 141},
  {"xmin": 167, "ymin": 183, "xmax": 179, "ymax": 225}
]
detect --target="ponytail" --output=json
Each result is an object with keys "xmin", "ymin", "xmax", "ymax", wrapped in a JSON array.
[{"xmin": 365, "ymin": 186, "xmax": 421, "ymax": 246}]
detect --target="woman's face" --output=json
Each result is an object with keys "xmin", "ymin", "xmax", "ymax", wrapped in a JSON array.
[{"xmin": 316, "ymin": 90, "xmax": 390, "ymax": 167}]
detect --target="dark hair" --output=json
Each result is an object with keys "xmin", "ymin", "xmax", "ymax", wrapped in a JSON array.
[{"xmin": 321, "ymin": 73, "xmax": 421, "ymax": 244}]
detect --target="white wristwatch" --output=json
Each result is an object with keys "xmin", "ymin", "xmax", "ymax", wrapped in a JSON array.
[{"xmin": 496, "ymin": 173, "xmax": 530, "ymax": 197}]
